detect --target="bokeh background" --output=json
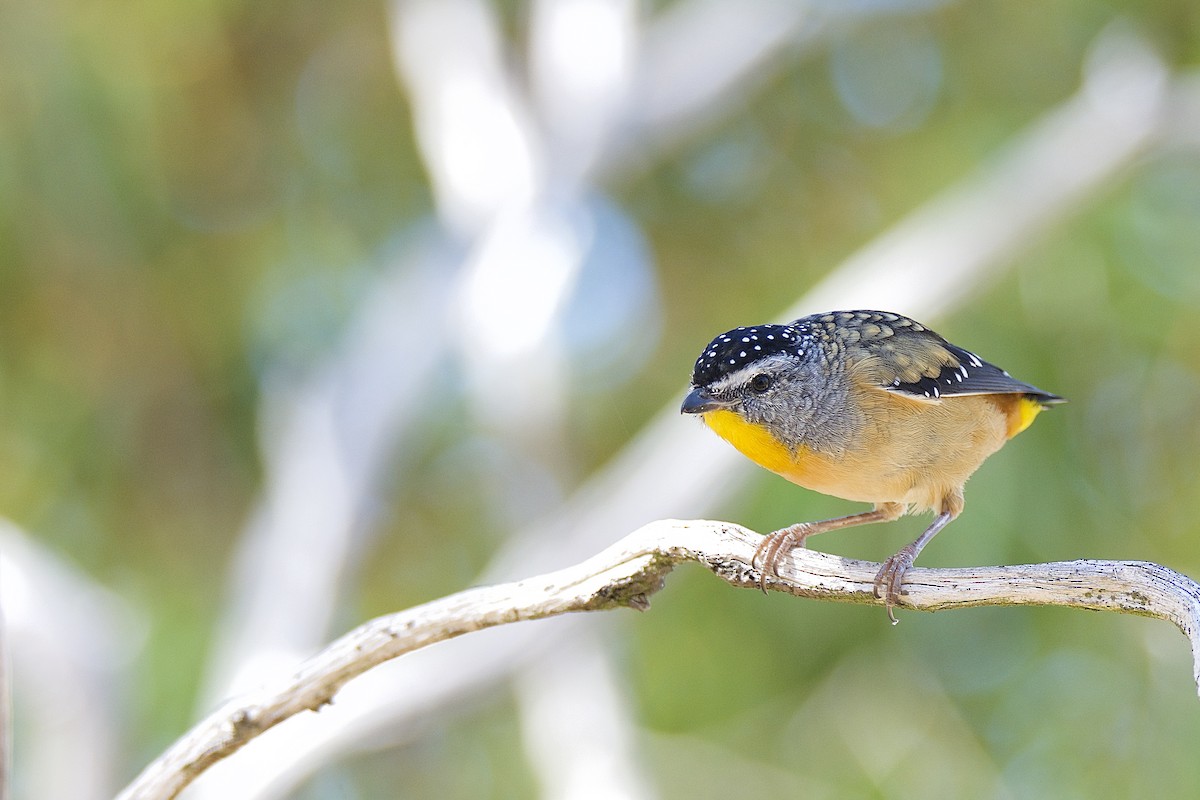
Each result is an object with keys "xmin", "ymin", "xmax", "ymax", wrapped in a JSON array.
[{"xmin": 4, "ymin": 0, "xmax": 1200, "ymax": 798}]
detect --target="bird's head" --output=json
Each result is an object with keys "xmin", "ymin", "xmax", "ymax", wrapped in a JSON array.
[{"xmin": 681, "ymin": 323, "xmax": 846, "ymax": 450}]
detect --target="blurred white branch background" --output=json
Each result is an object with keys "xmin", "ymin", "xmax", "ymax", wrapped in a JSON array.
[{"xmin": 5, "ymin": 1, "xmax": 1200, "ymax": 798}]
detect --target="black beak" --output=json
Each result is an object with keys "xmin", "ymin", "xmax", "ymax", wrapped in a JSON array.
[{"xmin": 680, "ymin": 387, "xmax": 727, "ymax": 415}]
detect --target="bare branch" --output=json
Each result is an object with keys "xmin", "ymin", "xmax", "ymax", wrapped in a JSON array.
[{"xmin": 117, "ymin": 520, "xmax": 1200, "ymax": 800}]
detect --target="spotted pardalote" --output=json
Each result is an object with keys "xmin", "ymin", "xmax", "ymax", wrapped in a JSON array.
[{"xmin": 682, "ymin": 310, "xmax": 1063, "ymax": 621}]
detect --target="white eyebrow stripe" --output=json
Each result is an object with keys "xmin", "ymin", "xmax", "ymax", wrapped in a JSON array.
[{"xmin": 706, "ymin": 354, "xmax": 796, "ymax": 394}]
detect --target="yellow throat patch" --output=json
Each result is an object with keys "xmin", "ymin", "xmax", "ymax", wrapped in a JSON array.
[{"xmin": 701, "ymin": 409, "xmax": 797, "ymax": 475}]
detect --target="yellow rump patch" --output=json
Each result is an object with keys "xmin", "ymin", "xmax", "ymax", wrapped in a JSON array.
[{"xmin": 1007, "ymin": 396, "xmax": 1045, "ymax": 438}]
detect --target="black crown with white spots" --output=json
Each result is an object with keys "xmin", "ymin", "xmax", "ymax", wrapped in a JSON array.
[{"xmin": 691, "ymin": 324, "xmax": 808, "ymax": 387}]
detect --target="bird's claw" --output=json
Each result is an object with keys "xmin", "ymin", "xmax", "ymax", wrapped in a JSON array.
[
  {"xmin": 873, "ymin": 552, "xmax": 915, "ymax": 624},
  {"xmin": 752, "ymin": 523, "xmax": 812, "ymax": 595}
]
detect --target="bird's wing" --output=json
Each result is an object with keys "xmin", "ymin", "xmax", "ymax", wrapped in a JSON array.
[{"xmin": 796, "ymin": 310, "xmax": 1063, "ymax": 404}]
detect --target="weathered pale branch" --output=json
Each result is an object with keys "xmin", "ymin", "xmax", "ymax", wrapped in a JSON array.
[{"xmin": 116, "ymin": 519, "xmax": 1200, "ymax": 800}]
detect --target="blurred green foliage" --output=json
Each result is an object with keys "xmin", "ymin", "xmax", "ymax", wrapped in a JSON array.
[{"xmin": 4, "ymin": 0, "xmax": 1200, "ymax": 797}]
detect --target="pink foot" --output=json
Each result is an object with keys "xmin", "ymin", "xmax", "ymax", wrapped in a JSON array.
[
  {"xmin": 873, "ymin": 551, "xmax": 916, "ymax": 624},
  {"xmin": 752, "ymin": 523, "xmax": 813, "ymax": 594}
]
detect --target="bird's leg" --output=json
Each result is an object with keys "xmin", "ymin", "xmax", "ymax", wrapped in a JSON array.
[
  {"xmin": 754, "ymin": 503, "xmax": 904, "ymax": 594},
  {"xmin": 874, "ymin": 511, "xmax": 954, "ymax": 624}
]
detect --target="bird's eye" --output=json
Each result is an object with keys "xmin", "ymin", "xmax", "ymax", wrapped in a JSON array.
[{"xmin": 749, "ymin": 373, "xmax": 772, "ymax": 393}]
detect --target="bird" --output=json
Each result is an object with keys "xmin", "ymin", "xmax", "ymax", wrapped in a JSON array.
[{"xmin": 680, "ymin": 310, "xmax": 1063, "ymax": 622}]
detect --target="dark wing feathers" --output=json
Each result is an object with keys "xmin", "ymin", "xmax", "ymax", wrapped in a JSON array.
[
  {"xmin": 895, "ymin": 342, "xmax": 1062, "ymax": 403},
  {"xmin": 795, "ymin": 310, "xmax": 1063, "ymax": 405}
]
